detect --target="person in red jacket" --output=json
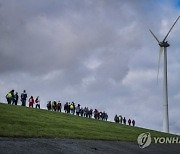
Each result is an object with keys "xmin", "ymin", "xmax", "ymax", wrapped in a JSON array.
[{"xmin": 29, "ymin": 96, "xmax": 34, "ymax": 108}]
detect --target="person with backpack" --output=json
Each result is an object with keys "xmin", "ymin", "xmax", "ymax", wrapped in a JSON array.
[
  {"xmin": 21, "ymin": 90, "xmax": 27, "ymax": 106},
  {"xmin": 6, "ymin": 90, "xmax": 14, "ymax": 104},
  {"xmin": 35, "ymin": 96, "xmax": 40, "ymax": 109},
  {"xmin": 29, "ymin": 96, "xmax": 34, "ymax": 108}
]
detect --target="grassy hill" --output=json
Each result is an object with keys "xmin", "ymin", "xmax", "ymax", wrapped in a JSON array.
[{"xmin": 0, "ymin": 103, "xmax": 178, "ymax": 141}]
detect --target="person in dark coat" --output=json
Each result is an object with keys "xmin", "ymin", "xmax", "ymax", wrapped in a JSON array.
[
  {"xmin": 21, "ymin": 90, "xmax": 27, "ymax": 106},
  {"xmin": 123, "ymin": 117, "xmax": 126, "ymax": 125},
  {"xmin": 128, "ymin": 119, "xmax": 131, "ymax": 126},
  {"xmin": 57, "ymin": 101, "xmax": 62, "ymax": 112},
  {"xmin": 105, "ymin": 113, "xmax": 108, "ymax": 121},
  {"xmin": 132, "ymin": 120, "xmax": 135, "ymax": 126},
  {"xmin": 47, "ymin": 101, "xmax": 51, "ymax": 110},
  {"xmin": 114, "ymin": 115, "xmax": 119, "ymax": 123},
  {"xmin": 67, "ymin": 102, "xmax": 70, "ymax": 113},
  {"xmin": 94, "ymin": 109, "xmax": 98, "ymax": 119},
  {"xmin": 64, "ymin": 102, "xmax": 68, "ymax": 113},
  {"xmin": 80, "ymin": 107, "xmax": 84, "ymax": 117}
]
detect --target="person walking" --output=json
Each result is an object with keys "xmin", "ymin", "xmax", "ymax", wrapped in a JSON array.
[
  {"xmin": 67, "ymin": 102, "xmax": 70, "ymax": 113},
  {"xmin": 105, "ymin": 113, "xmax": 108, "ymax": 121},
  {"xmin": 119, "ymin": 115, "xmax": 123, "ymax": 124},
  {"xmin": 123, "ymin": 117, "xmax": 126, "ymax": 125},
  {"xmin": 47, "ymin": 101, "xmax": 51, "ymax": 110},
  {"xmin": 76, "ymin": 104, "xmax": 80, "ymax": 116},
  {"xmin": 80, "ymin": 107, "xmax": 84, "ymax": 117},
  {"xmin": 132, "ymin": 120, "xmax": 135, "ymax": 127},
  {"xmin": 35, "ymin": 96, "xmax": 40, "ymax": 109},
  {"xmin": 114, "ymin": 115, "xmax": 119, "ymax": 123},
  {"xmin": 6, "ymin": 90, "xmax": 14, "ymax": 104},
  {"xmin": 94, "ymin": 109, "xmax": 98, "ymax": 119},
  {"xmin": 70, "ymin": 102, "xmax": 75, "ymax": 115},
  {"xmin": 21, "ymin": 90, "xmax": 27, "ymax": 106},
  {"xmin": 29, "ymin": 96, "xmax": 34, "ymax": 108},
  {"xmin": 88, "ymin": 109, "xmax": 93, "ymax": 118},
  {"xmin": 57, "ymin": 101, "xmax": 62, "ymax": 112},
  {"xmin": 64, "ymin": 102, "xmax": 68, "ymax": 113},
  {"xmin": 13, "ymin": 92, "xmax": 19, "ymax": 105},
  {"xmin": 52, "ymin": 101, "xmax": 57, "ymax": 111},
  {"xmin": 128, "ymin": 119, "xmax": 131, "ymax": 126}
]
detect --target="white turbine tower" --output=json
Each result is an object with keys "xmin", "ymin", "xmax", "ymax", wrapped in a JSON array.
[{"xmin": 149, "ymin": 16, "xmax": 180, "ymax": 133}]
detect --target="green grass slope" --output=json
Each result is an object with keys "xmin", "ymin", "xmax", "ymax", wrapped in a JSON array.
[{"xmin": 0, "ymin": 103, "xmax": 178, "ymax": 141}]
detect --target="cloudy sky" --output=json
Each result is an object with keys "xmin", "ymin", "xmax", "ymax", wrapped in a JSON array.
[{"xmin": 0, "ymin": 0, "xmax": 180, "ymax": 134}]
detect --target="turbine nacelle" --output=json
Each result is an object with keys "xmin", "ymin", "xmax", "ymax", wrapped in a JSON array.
[{"xmin": 159, "ymin": 41, "xmax": 170, "ymax": 48}]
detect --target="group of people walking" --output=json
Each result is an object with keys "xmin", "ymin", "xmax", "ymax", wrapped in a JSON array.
[
  {"xmin": 6, "ymin": 89, "xmax": 40, "ymax": 109},
  {"xmin": 47, "ymin": 100, "xmax": 62, "ymax": 112},
  {"xmin": 47, "ymin": 101, "xmax": 108, "ymax": 121},
  {"xmin": 5, "ymin": 90, "xmax": 136, "ymax": 126},
  {"xmin": 114, "ymin": 115, "xmax": 135, "ymax": 126}
]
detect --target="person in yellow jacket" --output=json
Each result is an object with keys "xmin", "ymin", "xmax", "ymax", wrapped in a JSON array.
[
  {"xmin": 6, "ymin": 90, "xmax": 14, "ymax": 104},
  {"xmin": 70, "ymin": 102, "xmax": 75, "ymax": 115}
]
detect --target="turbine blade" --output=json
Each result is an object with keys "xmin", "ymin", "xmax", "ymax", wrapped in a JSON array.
[
  {"xmin": 157, "ymin": 47, "xmax": 163, "ymax": 84},
  {"xmin": 163, "ymin": 16, "xmax": 180, "ymax": 42},
  {"xmin": 149, "ymin": 29, "xmax": 160, "ymax": 43}
]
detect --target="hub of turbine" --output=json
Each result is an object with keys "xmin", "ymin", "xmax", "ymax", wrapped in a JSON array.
[{"xmin": 159, "ymin": 41, "xmax": 170, "ymax": 48}]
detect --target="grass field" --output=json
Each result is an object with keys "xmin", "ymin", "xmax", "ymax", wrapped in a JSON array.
[{"xmin": 0, "ymin": 103, "xmax": 178, "ymax": 141}]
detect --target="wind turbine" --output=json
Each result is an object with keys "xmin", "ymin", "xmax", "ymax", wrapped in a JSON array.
[{"xmin": 149, "ymin": 16, "xmax": 180, "ymax": 133}]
